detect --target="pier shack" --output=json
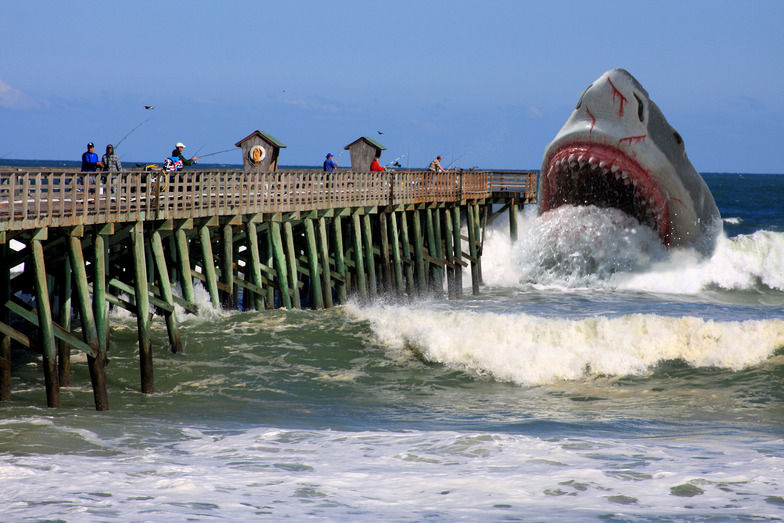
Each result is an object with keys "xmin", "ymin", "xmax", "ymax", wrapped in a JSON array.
[{"xmin": 0, "ymin": 167, "xmax": 536, "ymax": 410}]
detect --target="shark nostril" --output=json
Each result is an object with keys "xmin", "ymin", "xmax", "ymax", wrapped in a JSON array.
[
  {"xmin": 673, "ymin": 132, "xmax": 683, "ymax": 145},
  {"xmin": 634, "ymin": 93, "xmax": 644, "ymax": 122}
]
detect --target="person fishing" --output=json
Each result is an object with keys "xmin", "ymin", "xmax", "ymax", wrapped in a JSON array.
[
  {"xmin": 81, "ymin": 142, "xmax": 103, "ymax": 172},
  {"xmin": 370, "ymin": 156, "xmax": 385, "ymax": 172},
  {"xmin": 101, "ymin": 144, "xmax": 122, "ymax": 172},
  {"xmin": 171, "ymin": 142, "xmax": 199, "ymax": 166},
  {"xmin": 323, "ymin": 153, "xmax": 337, "ymax": 172}
]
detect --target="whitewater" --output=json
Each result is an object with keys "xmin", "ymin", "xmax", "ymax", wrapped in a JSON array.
[{"xmin": 2, "ymin": 172, "xmax": 783, "ymax": 521}]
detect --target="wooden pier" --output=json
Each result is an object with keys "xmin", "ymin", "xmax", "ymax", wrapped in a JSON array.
[{"xmin": 0, "ymin": 168, "xmax": 536, "ymax": 410}]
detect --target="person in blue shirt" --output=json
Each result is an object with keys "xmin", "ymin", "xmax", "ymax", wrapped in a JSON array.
[
  {"xmin": 81, "ymin": 142, "xmax": 103, "ymax": 172},
  {"xmin": 323, "ymin": 153, "xmax": 337, "ymax": 172}
]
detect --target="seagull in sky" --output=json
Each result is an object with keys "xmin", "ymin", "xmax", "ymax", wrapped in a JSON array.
[{"xmin": 144, "ymin": 105, "xmax": 154, "ymax": 110}]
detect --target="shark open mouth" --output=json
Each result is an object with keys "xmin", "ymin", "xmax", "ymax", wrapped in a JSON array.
[{"xmin": 541, "ymin": 142, "xmax": 671, "ymax": 244}]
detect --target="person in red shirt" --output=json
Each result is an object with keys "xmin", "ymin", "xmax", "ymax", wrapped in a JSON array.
[{"xmin": 370, "ymin": 157, "xmax": 385, "ymax": 171}]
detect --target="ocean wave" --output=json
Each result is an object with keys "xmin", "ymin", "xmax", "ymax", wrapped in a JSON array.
[
  {"xmin": 482, "ymin": 206, "xmax": 784, "ymax": 294},
  {"xmin": 346, "ymin": 303, "xmax": 784, "ymax": 386}
]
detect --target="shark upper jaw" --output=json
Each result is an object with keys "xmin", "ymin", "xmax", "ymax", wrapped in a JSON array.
[
  {"xmin": 541, "ymin": 140, "xmax": 672, "ymax": 244},
  {"xmin": 539, "ymin": 141, "xmax": 671, "ymax": 245}
]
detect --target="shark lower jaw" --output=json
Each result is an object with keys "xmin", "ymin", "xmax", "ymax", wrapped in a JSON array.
[{"xmin": 540, "ymin": 142, "xmax": 672, "ymax": 244}]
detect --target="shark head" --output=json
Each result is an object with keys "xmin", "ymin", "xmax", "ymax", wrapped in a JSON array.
[{"xmin": 539, "ymin": 69, "xmax": 721, "ymax": 249}]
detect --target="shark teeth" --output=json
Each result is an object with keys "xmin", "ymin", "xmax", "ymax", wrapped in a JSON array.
[{"xmin": 542, "ymin": 146, "xmax": 669, "ymax": 239}]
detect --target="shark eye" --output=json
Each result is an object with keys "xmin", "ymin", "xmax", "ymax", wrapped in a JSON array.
[
  {"xmin": 673, "ymin": 131, "xmax": 683, "ymax": 145},
  {"xmin": 576, "ymin": 83, "xmax": 593, "ymax": 109},
  {"xmin": 634, "ymin": 93, "xmax": 644, "ymax": 122}
]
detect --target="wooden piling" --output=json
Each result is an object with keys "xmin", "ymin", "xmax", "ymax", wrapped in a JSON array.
[
  {"xmin": 132, "ymin": 222, "xmax": 153, "ymax": 394},
  {"xmin": 331, "ymin": 216, "xmax": 348, "ymax": 303},
  {"xmin": 32, "ymin": 235, "xmax": 61, "ymax": 408},
  {"xmin": 57, "ymin": 255, "xmax": 72, "ymax": 387},
  {"xmin": 283, "ymin": 221, "xmax": 301, "ymax": 309},
  {"xmin": 151, "ymin": 230, "xmax": 183, "ymax": 353},
  {"xmin": 351, "ymin": 213, "xmax": 367, "ymax": 301},
  {"xmin": 304, "ymin": 218, "xmax": 324, "ymax": 309},
  {"xmin": 0, "ymin": 243, "xmax": 11, "ymax": 402}
]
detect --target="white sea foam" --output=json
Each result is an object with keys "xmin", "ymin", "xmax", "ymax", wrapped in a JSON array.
[
  {"xmin": 346, "ymin": 303, "xmax": 784, "ymax": 385},
  {"xmin": 2, "ymin": 424, "xmax": 782, "ymax": 521},
  {"xmin": 481, "ymin": 205, "xmax": 784, "ymax": 293}
]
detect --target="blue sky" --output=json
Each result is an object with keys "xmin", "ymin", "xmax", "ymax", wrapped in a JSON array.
[{"xmin": 1, "ymin": 0, "xmax": 782, "ymax": 172}]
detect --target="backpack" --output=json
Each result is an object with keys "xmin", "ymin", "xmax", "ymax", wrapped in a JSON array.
[{"xmin": 163, "ymin": 156, "xmax": 184, "ymax": 172}]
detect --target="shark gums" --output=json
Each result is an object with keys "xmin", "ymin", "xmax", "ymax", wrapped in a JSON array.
[{"xmin": 539, "ymin": 69, "xmax": 721, "ymax": 250}]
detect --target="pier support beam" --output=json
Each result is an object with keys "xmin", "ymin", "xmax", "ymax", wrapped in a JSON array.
[
  {"xmin": 245, "ymin": 221, "xmax": 265, "ymax": 311},
  {"xmin": 452, "ymin": 205, "xmax": 464, "ymax": 296},
  {"xmin": 132, "ymin": 222, "xmax": 153, "ymax": 394},
  {"xmin": 509, "ymin": 199, "xmax": 519, "ymax": 244},
  {"xmin": 351, "ymin": 213, "xmax": 367, "ymax": 301},
  {"xmin": 389, "ymin": 212, "xmax": 404, "ymax": 296},
  {"xmin": 175, "ymin": 227, "xmax": 196, "ymax": 306},
  {"xmin": 467, "ymin": 203, "xmax": 480, "ymax": 295},
  {"xmin": 199, "ymin": 225, "xmax": 220, "ymax": 310},
  {"xmin": 32, "ymin": 235, "xmax": 61, "ymax": 408},
  {"xmin": 221, "ymin": 223, "xmax": 236, "ymax": 309},
  {"xmin": 317, "ymin": 217, "xmax": 333, "ymax": 308},
  {"xmin": 69, "ymin": 234, "xmax": 110, "ymax": 410},
  {"xmin": 94, "ymin": 227, "xmax": 110, "ymax": 365},
  {"xmin": 304, "ymin": 218, "xmax": 324, "ymax": 309},
  {"xmin": 283, "ymin": 222, "xmax": 301, "ymax": 309},
  {"xmin": 270, "ymin": 221, "xmax": 292, "ymax": 309},
  {"xmin": 58, "ymin": 256, "xmax": 72, "ymax": 386},
  {"xmin": 332, "ymin": 216, "xmax": 348, "ymax": 304},
  {"xmin": 362, "ymin": 214, "xmax": 377, "ymax": 299},
  {"xmin": 412, "ymin": 210, "xmax": 426, "ymax": 296},
  {"xmin": 400, "ymin": 211, "xmax": 415, "ymax": 297},
  {"xmin": 0, "ymin": 243, "xmax": 11, "ymax": 402},
  {"xmin": 151, "ymin": 230, "xmax": 183, "ymax": 353}
]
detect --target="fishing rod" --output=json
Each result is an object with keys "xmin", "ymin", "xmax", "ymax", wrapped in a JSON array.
[
  {"xmin": 115, "ymin": 117, "xmax": 152, "ymax": 149},
  {"xmin": 0, "ymin": 151, "xmax": 11, "ymax": 160},
  {"xmin": 193, "ymin": 145, "xmax": 206, "ymax": 157},
  {"xmin": 196, "ymin": 148, "xmax": 235, "ymax": 159},
  {"xmin": 384, "ymin": 152, "xmax": 408, "ymax": 168},
  {"xmin": 445, "ymin": 153, "xmax": 466, "ymax": 169}
]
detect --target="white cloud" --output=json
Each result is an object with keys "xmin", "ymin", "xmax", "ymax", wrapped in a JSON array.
[
  {"xmin": 0, "ymin": 79, "xmax": 35, "ymax": 109},
  {"xmin": 528, "ymin": 105, "xmax": 543, "ymax": 119}
]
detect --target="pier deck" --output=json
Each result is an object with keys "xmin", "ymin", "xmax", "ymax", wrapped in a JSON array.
[{"xmin": 0, "ymin": 168, "xmax": 536, "ymax": 409}]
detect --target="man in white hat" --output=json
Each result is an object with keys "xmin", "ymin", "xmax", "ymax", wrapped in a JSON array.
[{"xmin": 171, "ymin": 142, "xmax": 199, "ymax": 166}]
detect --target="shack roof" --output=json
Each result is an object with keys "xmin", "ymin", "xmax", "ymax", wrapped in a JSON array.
[
  {"xmin": 235, "ymin": 130, "xmax": 287, "ymax": 148},
  {"xmin": 343, "ymin": 137, "xmax": 387, "ymax": 151}
]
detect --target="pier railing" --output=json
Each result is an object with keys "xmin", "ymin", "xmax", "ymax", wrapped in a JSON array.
[{"xmin": 0, "ymin": 169, "xmax": 536, "ymax": 232}]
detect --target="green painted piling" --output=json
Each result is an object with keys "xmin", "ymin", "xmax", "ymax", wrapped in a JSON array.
[
  {"xmin": 270, "ymin": 221, "xmax": 292, "ymax": 309},
  {"xmin": 222, "ymin": 223, "xmax": 235, "ymax": 308},
  {"xmin": 283, "ymin": 221, "xmax": 301, "ymax": 309},
  {"xmin": 351, "ymin": 213, "xmax": 367, "ymax": 301},
  {"xmin": 399, "ymin": 211, "xmax": 415, "ymax": 296},
  {"xmin": 331, "ymin": 216, "xmax": 348, "ymax": 303},
  {"xmin": 304, "ymin": 218, "xmax": 324, "ymax": 309},
  {"xmin": 57, "ymin": 255, "xmax": 72, "ymax": 387},
  {"xmin": 0, "ymin": 243, "xmax": 11, "ymax": 402},
  {"xmin": 389, "ymin": 212, "xmax": 404, "ymax": 295},
  {"xmin": 362, "ymin": 214, "xmax": 377, "ymax": 298},
  {"xmin": 32, "ymin": 237, "xmax": 61, "ymax": 408},
  {"xmin": 317, "ymin": 217, "xmax": 333, "ymax": 308},
  {"xmin": 151, "ymin": 230, "xmax": 183, "ymax": 354},
  {"xmin": 175, "ymin": 228, "xmax": 196, "ymax": 305},
  {"xmin": 199, "ymin": 225, "xmax": 220, "ymax": 310},
  {"xmin": 412, "ymin": 210, "xmax": 426, "ymax": 295},
  {"xmin": 132, "ymin": 222, "xmax": 153, "ymax": 394},
  {"xmin": 245, "ymin": 221, "xmax": 265, "ymax": 311}
]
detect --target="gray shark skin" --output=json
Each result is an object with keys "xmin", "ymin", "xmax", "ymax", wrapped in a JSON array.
[{"xmin": 539, "ymin": 69, "xmax": 721, "ymax": 249}]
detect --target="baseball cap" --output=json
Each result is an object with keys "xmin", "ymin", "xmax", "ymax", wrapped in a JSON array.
[
  {"xmin": 176, "ymin": 142, "xmax": 186, "ymax": 148},
  {"xmin": 87, "ymin": 142, "xmax": 94, "ymax": 148}
]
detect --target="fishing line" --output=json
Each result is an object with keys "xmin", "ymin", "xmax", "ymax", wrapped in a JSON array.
[
  {"xmin": 197, "ymin": 148, "xmax": 235, "ymax": 159},
  {"xmin": 115, "ymin": 117, "xmax": 153, "ymax": 149}
]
